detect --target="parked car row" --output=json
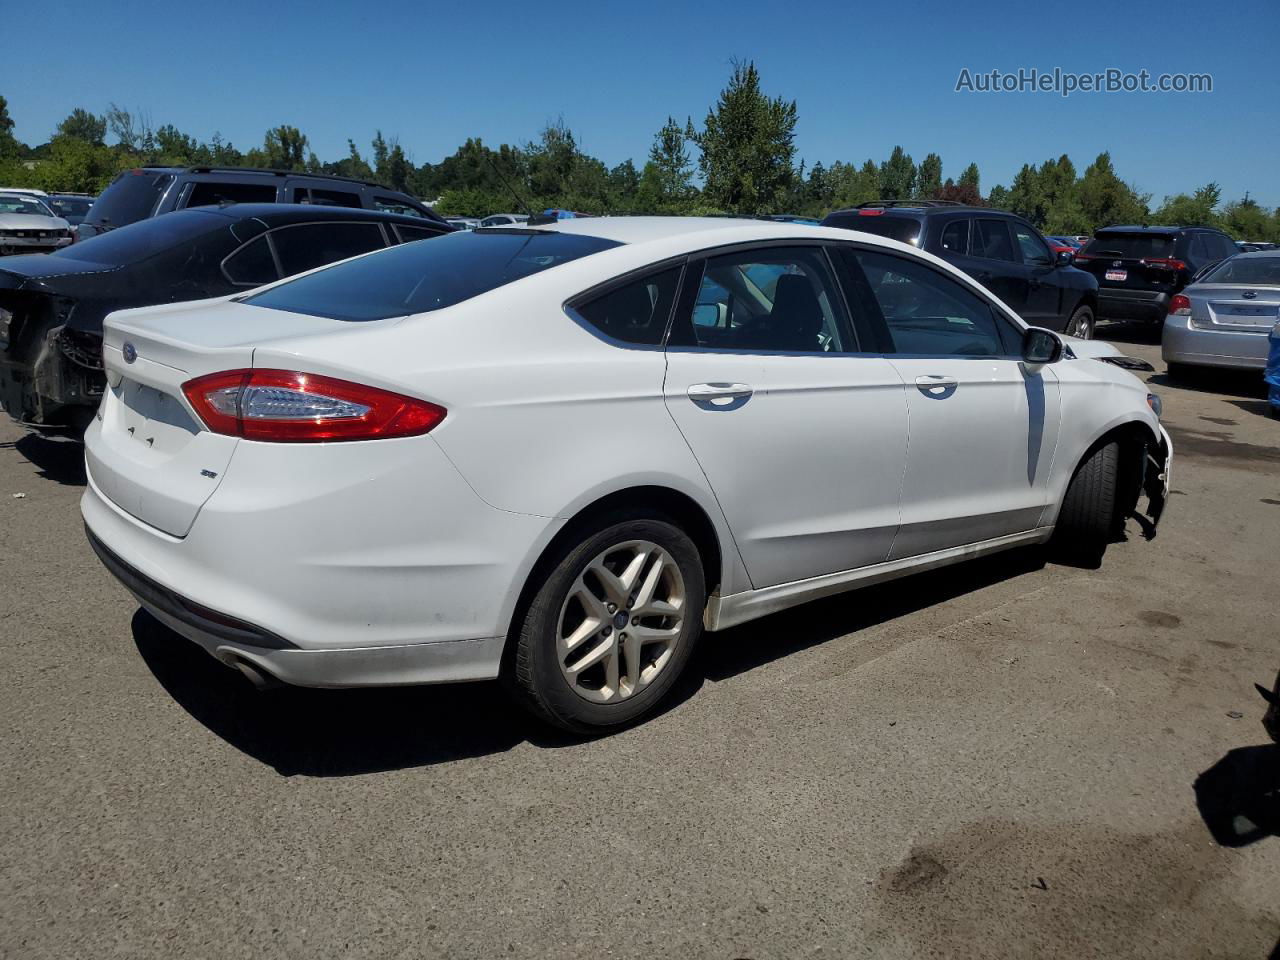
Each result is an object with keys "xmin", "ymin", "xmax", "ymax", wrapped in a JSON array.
[{"xmin": 0, "ymin": 193, "xmax": 75, "ymax": 256}]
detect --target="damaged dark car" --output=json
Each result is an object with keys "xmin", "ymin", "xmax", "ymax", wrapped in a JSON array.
[{"xmin": 0, "ymin": 203, "xmax": 452, "ymax": 433}]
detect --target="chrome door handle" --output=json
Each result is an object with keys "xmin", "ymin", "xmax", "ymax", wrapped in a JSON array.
[
  {"xmin": 688, "ymin": 382, "xmax": 753, "ymax": 401},
  {"xmin": 915, "ymin": 375, "xmax": 958, "ymax": 396}
]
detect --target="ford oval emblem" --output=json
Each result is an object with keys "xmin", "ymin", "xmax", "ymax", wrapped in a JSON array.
[{"xmin": 122, "ymin": 342, "xmax": 137, "ymax": 364}]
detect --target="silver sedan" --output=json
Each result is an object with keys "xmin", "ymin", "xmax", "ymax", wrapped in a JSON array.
[
  {"xmin": 0, "ymin": 193, "xmax": 74, "ymax": 255},
  {"xmin": 1163, "ymin": 252, "xmax": 1280, "ymax": 373}
]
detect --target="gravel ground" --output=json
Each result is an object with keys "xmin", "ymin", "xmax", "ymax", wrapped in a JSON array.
[{"xmin": 2, "ymin": 324, "xmax": 1277, "ymax": 959}]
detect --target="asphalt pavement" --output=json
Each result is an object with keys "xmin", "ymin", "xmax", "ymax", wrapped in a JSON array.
[{"xmin": 2, "ymin": 324, "xmax": 1277, "ymax": 959}]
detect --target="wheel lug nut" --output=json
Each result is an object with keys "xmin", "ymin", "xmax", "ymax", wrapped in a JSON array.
[
  {"xmin": 602, "ymin": 626, "xmax": 612, "ymax": 636},
  {"xmin": 607, "ymin": 603, "xmax": 617, "ymax": 614},
  {"xmin": 619, "ymin": 632, "xmax": 627, "ymax": 641},
  {"xmin": 631, "ymin": 617, "xmax": 639, "ymax": 626}
]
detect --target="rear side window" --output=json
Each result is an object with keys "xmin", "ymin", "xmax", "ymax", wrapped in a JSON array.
[
  {"xmin": 1084, "ymin": 232, "xmax": 1176, "ymax": 259},
  {"xmin": 573, "ymin": 267, "xmax": 681, "ymax": 345},
  {"xmin": 973, "ymin": 219, "xmax": 1015, "ymax": 262},
  {"xmin": 852, "ymin": 249, "xmax": 1011, "ymax": 358},
  {"xmin": 223, "ymin": 236, "xmax": 278, "ymax": 286},
  {"xmin": 87, "ymin": 171, "xmax": 173, "ymax": 227},
  {"xmin": 245, "ymin": 229, "xmax": 622, "ymax": 321},
  {"xmin": 394, "ymin": 224, "xmax": 444, "ymax": 244},
  {"xmin": 294, "ymin": 187, "xmax": 362, "ymax": 208},
  {"xmin": 271, "ymin": 222, "xmax": 387, "ymax": 277},
  {"xmin": 186, "ymin": 181, "xmax": 278, "ymax": 207},
  {"xmin": 53, "ymin": 209, "xmax": 226, "ymax": 266},
  {"xmin": 938, "ymin": 219, "xmax": 969, "ymax": 255},
  {"xmin": 375, "ymin": 196, "xmax": 429, "ymax": 218},
  {"xmin": 824, "ymin": 212, "xmax": 921, "ymax": 245}
]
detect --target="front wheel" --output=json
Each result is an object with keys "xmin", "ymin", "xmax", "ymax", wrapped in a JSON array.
[
  {"xmin": 508, "ymin": 514, "xmax": 705, "ymax": 733},
  {"xmin": 1065, "ymin": 305, "xmax": 1095, "ymax": 340},
  {"xmin": 1052, "ymin": 441, "xmax": 1119, "ymax": 568}
]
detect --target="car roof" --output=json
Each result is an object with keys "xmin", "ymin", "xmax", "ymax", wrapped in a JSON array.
[
  {"xmin": 181, "ymin": 203, "xmax": 449, "ymax": 228},
  {"xmin": 826, "ymin": 203, "xmax": 993, "ymax": 218},
  {"xmin": 527, "ymin": 215, "xmax": 848, "ymax": 246},
  {"xmin": 1098, "ymin": 225, "xmax": 1223, "ymax": 234}
]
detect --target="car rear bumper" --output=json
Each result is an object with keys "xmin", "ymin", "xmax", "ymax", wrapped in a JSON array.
[
  {"xmin": 81, "ymin": 432, "xmax": 560, "ymax": 687},
  {"xmin": 1162, "ymin": 317, "xmax": 1271, "ymax": 370},
  {"xmin": 1098, "ymin": 288, "xmax": 1170, "ymax": 322}
]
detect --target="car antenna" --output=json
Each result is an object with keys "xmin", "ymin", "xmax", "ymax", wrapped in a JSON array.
[{"xmin": 486, "ymin": 156, "xmax": 534, "ymax": 221}]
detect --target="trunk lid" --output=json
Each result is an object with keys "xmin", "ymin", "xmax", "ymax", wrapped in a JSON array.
[
  {"xmin": 1189, "ymin": 284, "xmax": 1280, "ymax": 331},
  {"xmin": 86, "ymin": 297, "xmax": 364, "ymax": 537},
  {"xmin": 1075, "ymin": 232, "xmax": 1183, "ymax": 292}
]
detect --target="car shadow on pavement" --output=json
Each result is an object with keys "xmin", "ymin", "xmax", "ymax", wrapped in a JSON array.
[
  {"xmin": 1095, "ymin": 319, "xmax": 1162, "ymax": 346},
  {"xmin": 694, "ymin": 546, "xmax": 1048, "ymax": 683},
  {"xmin": 1147, "ymin": 369, "xmax": 1268, "ymax": 401},
  {"xmin": 2, "ymin": 433, "xmax": 86, "ymax": 485},
  {"xmin": 1193, "ymin": 744, "xmax": 1280, "ymax": 848}
]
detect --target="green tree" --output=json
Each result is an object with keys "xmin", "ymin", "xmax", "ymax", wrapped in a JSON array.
[
  {"xmin": 696, "ymin": 60, "xmax": 798, "ymax": 213},
  {"xmin": 958, "ymin": 162, "xmax": 980, "ymax": 195},
  {"xmin": 55, "ymin": 108, "xmax": 106, "ymax": 145},
  {"xmin": 0, "ymin": 94, "xmax": 18, "ymax": 159},
  {"xmin": 1152, "ymin": 182, "xmax": 1221, "ymax": 227},
  {"xmin": 917, "ymin": 152, "xmax": 943, "ymax": 198},
  {"xmin": 1220, "ymin": 195, "xmax": 1273, "ymax": 241},
  {"xmin": 1077, "ymin": 152, "xmax": 1148, "ymax": 231},
  {"xmin": 827, "ymin": 159, "xmax": 879, "ymax": 208},
  {"xmin": 105, "ymin": 103, "xmax": 149, "ymax": 151},
  {"xmin": 879, "ymin": 145, "xmax": 915, "ymax": 200},
  {"xmin": 647, "ymin": 115, "xmax": 696, "ymax": 207},
  {"xmin": 607, "ymin": 159, "xmax": 640, "ymax": 208},
  {"xmin": 258, "ymin": 125, "xmax": 309, "ymax": 170}
]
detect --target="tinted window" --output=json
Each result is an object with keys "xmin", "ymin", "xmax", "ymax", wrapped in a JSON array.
[
  {"xmin": 1083, "ymin": 232, "xmax": 1176, "ymax": 259},
  {"xmin": 295, "ymin": 187, "xmax": 361, "ymax": 208},
  {"xmin": 393, "ymin": 224, "xmax": 444, "ymax": 244},
  {"xmin": 853, "ymin": 250, "xmax": 1009, "ymax": 357},
  {"xmin": 1013, "ymin": 223, "xmax": 1052, "ymax": 265},
  {"xmin": 574, "ymin": 267, "xmax": 681, "ymax": 345},
  {"xmin": 245, "ymin": 229, "xmax": 621, "ymax": 322},
  {"xmin": 973, "ymin": 219, "xmax": 1015, "ymax": 262},
  {"xmin": 824, "ymin": 212, "xmax": 921, "ymax": 245},
  {"xmin": 374, "ymin": 196, "xmax": 429, "ymax": 218},
  {"xmin": 271, "ymin": 222, "xmax": 386, "ymax": 277},
  {"xmin": 938, "ymin": 219, "xmax": 969, "ymax": 255},
  {"xmin": 50, "ymin": 209, "xmax": 226, "ymax": 266},
  {"xmin": 1201, "ymin": 254, "xmax": 1280, "ymax": 285},
  {"xmin": 186, "ymin": 181, "xmax": 278, "ymax": 208},
  {"xmin": 87, "ymin": 171, "xmax": 173, "ymax": 227},
  {"xmin": 679, "ymin": 247, "xmax": 850, "ymax": 352},
  {"xmin": 1211, "ymin": 233, "xmax": 1237, "ymax": 260},
  {"xmin": 222, "ymin": 235, "xmax": 278, "ymax": 286}
]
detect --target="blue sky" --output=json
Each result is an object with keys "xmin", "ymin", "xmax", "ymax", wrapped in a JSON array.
[{"xmin": 15, "ymin": 0, "xmax": 1280, "ymax": 206}]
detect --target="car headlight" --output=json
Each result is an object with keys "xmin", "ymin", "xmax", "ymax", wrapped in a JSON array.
[{"xmin": 1146, "ymin": 393, "xmax": 1163, "ymax": 418}]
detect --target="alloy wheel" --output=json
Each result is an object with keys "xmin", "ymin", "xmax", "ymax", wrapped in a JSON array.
[{"xmin": 556, "ymin": 540, "xmax": 685, "ymax": 704}]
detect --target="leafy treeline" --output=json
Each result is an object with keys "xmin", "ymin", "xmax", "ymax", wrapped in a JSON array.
[{"xmin": 3, "ymin": 61, "xmax": 1278, "ymax": 240}]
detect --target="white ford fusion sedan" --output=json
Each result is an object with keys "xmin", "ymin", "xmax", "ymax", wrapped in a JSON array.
[{"xmin": 82, "ymin": 218, "xmax": 1171, "ymax": 732}]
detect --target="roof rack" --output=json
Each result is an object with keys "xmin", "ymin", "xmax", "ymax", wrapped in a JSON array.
[
  {"xmin": 855, "ymin": 199, "xmax": 964, "ymax": 209},
  {"xmin": 182, "ymin": 166, "xmax": 388, "ymax": 191}
]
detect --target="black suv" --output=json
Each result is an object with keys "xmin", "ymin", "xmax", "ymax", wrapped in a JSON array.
[
  {"xmin": 822, "ymin": 201, "xmax": 1100, "ymax": 338},
  {"xmin": 79, "ymin": 166, "xmax": 445, "ymax": 239},
  {"xmin": 1072, "ymin": 225, "xmax": 1237, "ymax": 324},
  {"xmin": 0, "ymin": 203, "xmax": 451, "ymax": 433}
]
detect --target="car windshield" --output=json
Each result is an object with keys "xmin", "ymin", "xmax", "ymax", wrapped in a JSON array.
[
  {"xmin": 1200, "ymin": 254, "xmax": 1280, "ymax": 286},
  {"xmin": 0, "ymin": 195, "xmax": 55, "ymax": 217},
  {"xmin": 51, "ymin": 209, "xmax": 227, "ymax": 266},
  {"xmin": 52, "ymin": 197, "xmax": 93, "ymax": 216},
  {"xmin": 245, "ymin": 229, "xmax": 621, "ymax": 322},
  {"xmin": 1083, "ymin": 233, "xmax": 1176, "ymax": 258}
]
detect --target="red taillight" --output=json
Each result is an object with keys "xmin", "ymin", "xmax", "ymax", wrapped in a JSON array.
[
  {"xmin": 858, "ymin": 209, "xmax": 885, "ymax": 216},
  {"xmin": 1169, "ymin": 294, "xmax": 1192, "ymax": 316},
  {"xmin": 1073, "ymin": 254, "xmax": 1091, "ymax": 262},
  {"xmin": 1141, "ymin": 257, "xmax": 1187, "ymax": 272},
  {"xmin": 181, "ymin": 369, "xmax": 445, "ymax": 442}
]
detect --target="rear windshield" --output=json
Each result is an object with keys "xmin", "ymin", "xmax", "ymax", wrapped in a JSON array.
[
  {"xmin": 1083, "ymin": 232, "xmax": 1176, "ymax": 259},
  {"xmin": 823, "ymin": 212, "xmax": 921, "ymax": 245},
  {"xmin": 52, "ymin": 209, "xmax": 226, "ymax": 266},
  {"xmin": 244, "ymin": 229, "xmax": 621, "ymax": 322},
  {"xmin": 87, "ymin": 171, "xmax": 173, "ymax": 227},
  {"xmin": 1200, "ymin": 255, "xmax": 1280, "ymax": 286}
]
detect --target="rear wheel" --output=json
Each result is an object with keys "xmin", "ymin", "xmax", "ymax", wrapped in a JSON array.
[
  {"xmin": 1065, "ymin": 305, "xmax": 1095, "ymax": 340},
  {"xmin": 508, "ymin": 513, "xmax": 705, "ymax": 733},
  {"xmin": 1052, "ymin": 441, "xmax": 1119, "ymax": 568}
]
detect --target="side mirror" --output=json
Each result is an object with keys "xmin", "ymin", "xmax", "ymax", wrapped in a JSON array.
[
  {"xmin": 1022, "ymin": 327, "xmax": 1063, "ymax": 368},
  {"xmin": 1056, "ymin": 249, "xmax": 1074, "ymax": 266}
]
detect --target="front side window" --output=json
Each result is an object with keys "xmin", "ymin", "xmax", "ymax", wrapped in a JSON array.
[
  {"xmin": 186, "ymin": 181, "xmax": 278, "ymax": 207},
  {"xmin": 852, "ymin": 249, "xmax": 1012, "ymax": 357},
  {"xmin": 245, "ymin": 229, "xmax": 622, "ymax": 322},
  {"xmin": 1013, "ymin": 223, "xmax": 1052, "ymax": 265},
  {"xmin": 270, "ymin": 222, "xmax": 387, "ymax": 277},
  {"xmin": 973, "ymin": 219, "xmax": 1016, "ymax": 262},
  {"xmin": 676, "ymin": 246, "xmax": 850, "ymax": 353},
  {"xmin": 573, "ymin": 267, "xmax": 681, "ymax": 345}
]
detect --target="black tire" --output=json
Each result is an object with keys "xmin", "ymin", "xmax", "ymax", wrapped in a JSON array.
[
  {"xmin": 1065, "ymin": 305, "xmax": 1095, "ymax": 340},
  {"xmin": 1165, "ymin": 362, "xmax": 1194, "ymax": 382},
  {"xmin": 1052, "ymin": 441, "xmax": 1119, "ymax": 568},
  {"xmin": 508, "ymin": 512, "xmax": 705, "ymax": 734}
]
